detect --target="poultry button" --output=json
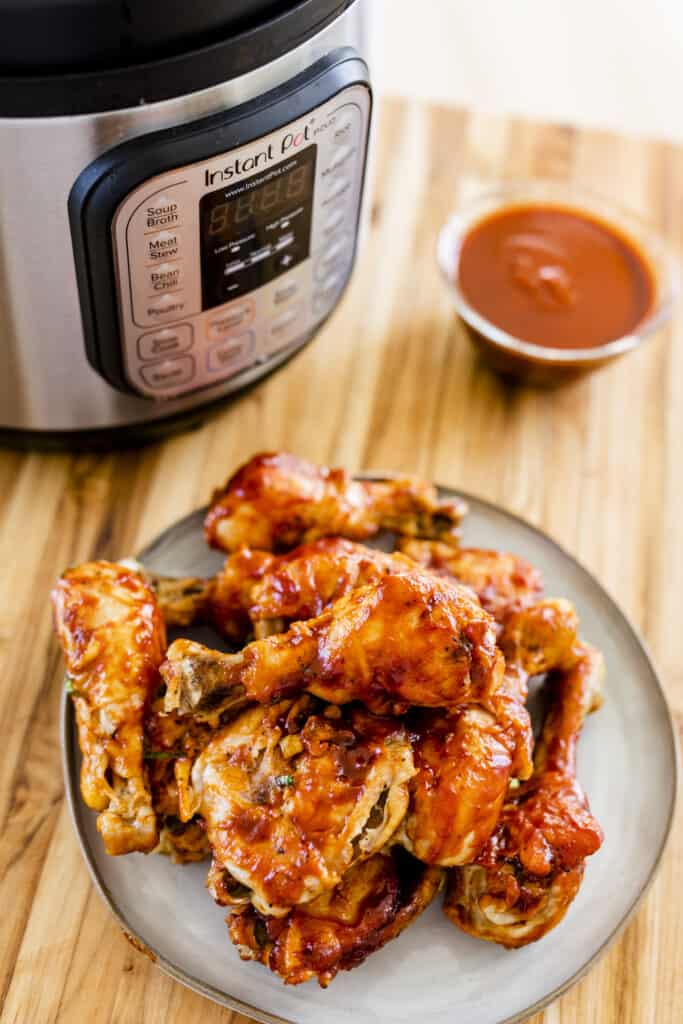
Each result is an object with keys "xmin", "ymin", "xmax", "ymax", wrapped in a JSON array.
[{"xmin": 143, "ymin": 293, "xmax": 187, "ymax": 323}]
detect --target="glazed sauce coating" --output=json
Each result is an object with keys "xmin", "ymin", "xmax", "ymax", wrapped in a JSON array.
[{"xmin": 457, "ymin": 204, "xmax": 655, "ymax": 349}]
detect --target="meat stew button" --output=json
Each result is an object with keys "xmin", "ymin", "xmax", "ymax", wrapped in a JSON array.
[{"xmin": 145, "ymin": 229, "xmax": 182, "ymax": 263}]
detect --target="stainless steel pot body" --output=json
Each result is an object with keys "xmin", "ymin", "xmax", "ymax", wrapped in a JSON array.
[{"xmin": 0, "ymin": 0, "xmax": 370, "ymax": 435}]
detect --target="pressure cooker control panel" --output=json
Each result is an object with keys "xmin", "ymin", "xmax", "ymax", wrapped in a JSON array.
[{"xmin": 69, "ymin": 51, "xmax": 371, "ymax": 400}]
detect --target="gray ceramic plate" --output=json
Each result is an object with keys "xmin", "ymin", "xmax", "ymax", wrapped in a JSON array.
[{"xmin": 62, "ymin": 488, "xmax": 679, "ymax": 1024}]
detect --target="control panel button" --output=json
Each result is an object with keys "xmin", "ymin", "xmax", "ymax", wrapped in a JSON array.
[
  {"xmin": 146, "ymin": 262, "xmax": 183, "ymax": 294},
  {"xmin": 275, "ymin": 232, "xmax": 295, "ymax": 252},
  {"xmin": 323, "ymin": 207, "xmax": 346, "ymax": 237},
  {"xmin": 144, "ymin": 229, "xmax": 183, "ymax": 263},
  {"xmin": 206, "ymin": 300, "xmax": 254, "ymax": 339},
  {"xmin": 143, "ymin": 293, "xmax": 187, "ymax": 323},
  {"xmin": 267, "ymin": 304, "xmax": 304, "ymax": 353},
  {"xmin": 140, "ymin": 355, "xmax": 195, "ymax": 391},
  {"xmin": 333, "ymin": 113, "xmax": 358, "ymax": 145},
  {"xmin": 206, "ymin": 332, "xmax": 255, "ymax": 374},
  {"xmin": 137, "ymin": 324, "xmax": 193, "ymax": 362},
  {"xmin": 314, "ymin": 271, "xmax": 346, "ymax": 316},
  {"xmin": 144, "ymin": 194, "xmax": 182, "ymax": 231},
  {"xmin": 329, "ymin": 144, "xmax": 355, "ymax": 172},
  {"xmin": 224, "ymin": 259, "xmax": 248, "ymax": 276},
  {"xmin": 324, "ymin": 177, "xmax": 352, "ymax": 209},
  {"xmin": 273, "ymin": 281, "xmax": 300, "ymax": 306},
  {"xmin": 315, "ymin": 236, "xmax": 350, "ymax": 281}
]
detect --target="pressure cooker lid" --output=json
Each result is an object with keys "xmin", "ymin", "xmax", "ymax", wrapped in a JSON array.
[{"xmin": 0, "ymin": 0, "xmax": 356, "ymax": 115}]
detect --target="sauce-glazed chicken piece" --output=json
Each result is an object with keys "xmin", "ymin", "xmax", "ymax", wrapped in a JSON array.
[
  {"xmin": 228, "ymin": 849, "xmax": 444, "ymax": 986},
  {"xmin": 143, "ymin": 702, "xmax": 215, "ymax": 863},
  {"xmin": 51, "ymin": 562, "xmax": 165, "ymax": 855},
  {"xmin": 204, "ymin": 452, "xmax": 467, "ymax": 553},
  {"xmin": 398, "ymin": 707, "xmax": 518, "ymax": 866},
  {"xmin": 151, "ymin": 538, "xmax": 417, "ymax": 642},
  {"xmin": 500, "ymin": 598, "xmax": 579, "ymax": 675},
  {"xmin": 444, "ymin": 644, "xmax": 604, "ymax": 947},
  {"xmin": 160, "ymin": 570, "xmax": 509, "ymax": 719},
  {"xmin": 399, "ymin": 540, "xmax": 543, "ymax": 626},
  {"xmin": 176, "ymin": 697, "xmax": 416, "ymax": 916}
]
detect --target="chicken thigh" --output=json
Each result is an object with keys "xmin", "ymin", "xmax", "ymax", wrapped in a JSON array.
[
  {"xmin": 176, "ymin": 696, "xmax": 415, "ymax": 916},
  {"xmin": 228, "ymin": 848, "xmax": 444, "ymax": 986}
]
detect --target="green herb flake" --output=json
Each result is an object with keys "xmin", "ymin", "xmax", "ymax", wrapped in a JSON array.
[
  {"xmin": 274, "ymin": 774, "xmax": 295, "ymax": 788},
  {"xmin": 144, "ymin": 748, "xmax": 179, "ymax": 761},
  {"xmin": 64, "ymin": 676, "xmax": 78, "ymax": 696}
]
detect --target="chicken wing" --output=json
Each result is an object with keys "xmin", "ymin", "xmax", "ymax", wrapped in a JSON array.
[
  {"xmin": 399, "ymin": 540, "xmax": 543, "ymax": 625},
  {"xmin": 176, "ymin": 697, "xmax": 416, "ymax": 916},
  {"xmin": 444, "ymin": 644, "xmax": 604, "ymax": 947},
  {"xmin": 51, "ymin": 561, "xmax": 165, "ymax": 855},
  {"xmin": 228, "ymin": 849, "xmax": 444, "ymax": 986},
  {"xmin": 204, "ymin": 452, "xmax": 467, "ymax": 553},
  {"xmin": 160, "ymin": 570, "xmax": 507, "ymax": 719}
]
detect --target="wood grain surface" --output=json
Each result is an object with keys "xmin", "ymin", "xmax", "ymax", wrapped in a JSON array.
[{"xmin": 1, "ymin": 98, "xmax": 681, "ymax": 1024}]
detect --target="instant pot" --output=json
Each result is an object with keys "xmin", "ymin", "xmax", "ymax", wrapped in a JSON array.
[{"xmin": 0, "ymin": 0, "xmax": 372, "ymax": 445}]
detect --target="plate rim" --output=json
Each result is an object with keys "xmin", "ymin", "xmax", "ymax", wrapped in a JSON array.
[{"xmin": 60, "ymin": 481, "xmax": 681, "ymax": 1024}]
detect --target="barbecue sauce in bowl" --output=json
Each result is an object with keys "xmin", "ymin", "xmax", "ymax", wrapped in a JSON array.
[
  {"xmin": 457, "ymin": 204, "xmax": 655, "ymax": 351},
  {"xmin": 437, "ymin": 183, "xmax": 679, "ymax": 385}
]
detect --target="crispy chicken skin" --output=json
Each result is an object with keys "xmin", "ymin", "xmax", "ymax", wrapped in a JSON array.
[
  {"xmin": 228, "ymin": 849, "xmax": 444, "ymax": 986},
  {"xmin": 177, "ymin": 697, "xmax": 416, "ymax": 916},
  {"xmin": 160, "ymin": 570, "xmax": 508, "ymax": 719},
  {"xmin": 444, "ymin": 645, "xmax": 604, "ymax": 947},
  {"xmin": 51, "ymin": 561, "xmax": 165, "ymax": 855},
  {"xmin": 204, "ymin": 452, "xmax": 467, "ymax": 553},
  {"xmin": 399, "ymin": 540, "xmax": 543, "ymax": 625}
]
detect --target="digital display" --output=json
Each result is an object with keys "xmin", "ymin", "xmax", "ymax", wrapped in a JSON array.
[{"xmin": 200, "ymin": 146, "xmax": 316, "ymax": 309}]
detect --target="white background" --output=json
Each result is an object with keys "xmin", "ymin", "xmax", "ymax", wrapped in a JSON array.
[{"xmin": 375, "ymin": 0, "xmax": 683, "ymax": 141}]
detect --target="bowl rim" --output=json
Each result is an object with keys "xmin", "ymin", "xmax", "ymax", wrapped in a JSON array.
[{"xmin": 437, "ymin": 180, "xmax": 680, "ymax": 365}]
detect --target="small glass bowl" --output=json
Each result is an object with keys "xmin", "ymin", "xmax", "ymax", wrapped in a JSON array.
[{"xmin": 437, "ymin": 180, "xmax": 679, "ymax": 385}]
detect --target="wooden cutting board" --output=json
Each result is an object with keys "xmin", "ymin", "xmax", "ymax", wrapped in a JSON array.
[{"xmin": 1, "ymin": 97, "xmax": 681, "ymax": 1023}]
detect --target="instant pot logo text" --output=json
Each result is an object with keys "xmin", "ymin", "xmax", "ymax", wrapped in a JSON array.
[{"xmin": 203, "ymin": 127, "xmax": 311, "ymax": 187}]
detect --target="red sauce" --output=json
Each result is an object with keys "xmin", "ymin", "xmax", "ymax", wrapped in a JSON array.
[{"xmin": 457, "ymin": 204, "xmax": 655, "ymax": 349}]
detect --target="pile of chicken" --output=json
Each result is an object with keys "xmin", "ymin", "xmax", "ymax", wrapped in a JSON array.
[{"xmin": 52, "ymin": 452, "xmax": 604, "ymax": 987}]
